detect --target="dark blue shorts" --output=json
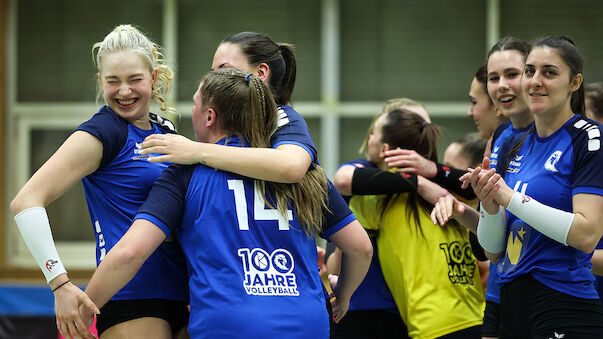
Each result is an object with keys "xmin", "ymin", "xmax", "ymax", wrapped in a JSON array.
[
  {"xmin": 96, "ymin": 298, "xmax": 189, "ymax": 336},
  {"xmin": 499, "ymin": 274, "xmax": 603, "ymax": 339}
]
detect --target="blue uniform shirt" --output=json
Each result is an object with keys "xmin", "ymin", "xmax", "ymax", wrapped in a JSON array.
[
  {"xmin": 496, "ymin": 115, "xmax": 603, "ymax": 299},
  {"xmin": 75, "ymin": 106, "xmax": 189, "ymax": 302},
  {"xmin": 136, "ymin": 136, "xmax": 355, "ymax": 338},
  {"xmin": 485, "ymin": 121, "xmax": 533, "ymax": 303}
]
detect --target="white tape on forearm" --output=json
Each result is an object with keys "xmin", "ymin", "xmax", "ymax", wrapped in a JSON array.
[
  {"xmin": 507, "ymin": 191, "xmax": 574, "ymax": 245},
  {"xmin": 14, "ymin": 207, "xmax": 67, "ymax": 283},
  {"xmin": 477, "ymin": 204, "xmax": 506, "ymax": 254}
]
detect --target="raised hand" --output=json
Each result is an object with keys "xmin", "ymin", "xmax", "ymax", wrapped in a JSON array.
[
  {"xmin": 384, "ymin": 148, "xmax": 437, "ymax": 178},
  {"xmin": 139, "ymin": 134, "xmax": 201, "ymax": 164},
  {"xmin": 431, "ymin": 194, "xmax": 466, "ymax": 226}
]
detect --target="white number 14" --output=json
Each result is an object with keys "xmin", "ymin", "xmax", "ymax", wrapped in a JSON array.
[{"xmin": 227, "ymin": 180, "xmax": 293, "ymax": 231}]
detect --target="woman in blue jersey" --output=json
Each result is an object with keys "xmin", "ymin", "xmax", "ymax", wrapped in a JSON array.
[
  {"xmin": 464, "ymin": 36, "xmax": 603, "ymax": 338},
  {"xmin": 136, "ymin": 31, "xmax": 356, "ymax": 323},
  {"xmin": 10, "ymin": 25, "xmax": 189, "ymax": 339},
  {"xmin": 75, "ymin": 69, "xmax": 373, "ymax": 339}
]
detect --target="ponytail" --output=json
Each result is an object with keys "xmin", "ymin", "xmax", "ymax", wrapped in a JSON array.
[{"xmin": 276, "ymin": 44, "xmax": 297, "ymax": 105}]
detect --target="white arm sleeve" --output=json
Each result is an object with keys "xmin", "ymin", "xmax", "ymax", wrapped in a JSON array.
[
  {"xmin": 477, "ymin": 204, "xmax": 506, "ymax": 254},
  {"xmin": 506, "ymin": 191, "xmax": 574, "ymax": 245},
  {"xmin": 14, "ymin": 207, "xmax": 67, "ymax": 283}
]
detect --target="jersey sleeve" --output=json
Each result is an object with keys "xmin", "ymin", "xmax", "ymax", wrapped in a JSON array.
[
  {"xmin": 74, "ymin": 106, "xmax": 128, "ymax": 168},
  {"xmin": 321, "ymin": 179, "xmax": 357, "ymax": 241},
  {"xmin": 135, "ymin": 164, "xmax": 196, "ymax": 238},
  {"xmin": 571, "ymin": 121, "xmax": 603, "ymax": 196},
  {"xmin": 271, "ymin": 105, "xmax": 318, "ymax": 163}
]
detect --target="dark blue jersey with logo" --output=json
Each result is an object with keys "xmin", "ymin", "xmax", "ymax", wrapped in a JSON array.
[
  {"xmin": 136, "ymin": 136, "xmax": 355, "ymax": 338},
  {"xmin": 485, "ymin": 121, "xmax": 533, "ymax": 303},
  {"xmin": 75, "ymin": 106, "xmax": 189, "ymax": 302},
  {"xmin": 496, "ymin": 115, "xmax": 603, "ymax": 299}
]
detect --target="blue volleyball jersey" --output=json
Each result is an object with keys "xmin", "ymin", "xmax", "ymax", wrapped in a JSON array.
[
  {"xmin": 339, "ymin": 159, "xmax": 398, "ymax": 312},
  {"xmin": 273, "ymin": 105, "xmax": 317, "ymax": 163},
  {"xmin": 485, "ymin": 121, "xmax": 533, "ymax": 303},
  {"xmin": 135, "ymin": 136, "xmax": 354, "ymax": 338},
  {"xmin": 75, "ymin": 106, "xmax": 188, "ymax": 302},
  {"xmin": 495, "ymin": 115, "xmax": 603, "ymax": 299}
]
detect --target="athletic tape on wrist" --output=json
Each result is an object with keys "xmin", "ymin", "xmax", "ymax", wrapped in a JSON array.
[
  {"xmin": 506, "ymin": 191, "xmax": 574, "ymax": 245},
  {"xmin": 14, "ymin": 207, "xmax": 67, "ymax": 283},
  {"xmin": 477, "ymin": 203, "xmax": 506, "ymax": 254}
]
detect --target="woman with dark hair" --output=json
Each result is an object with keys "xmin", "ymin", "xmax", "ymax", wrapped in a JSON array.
[{"xmin": 464, "ymin": 36, "xmax": 603, "ymax": 338}]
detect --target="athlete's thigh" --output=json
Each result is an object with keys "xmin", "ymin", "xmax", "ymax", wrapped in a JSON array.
[{"xmin": 100, "ymin": 317, "xmax": 172, "ymax": 339}]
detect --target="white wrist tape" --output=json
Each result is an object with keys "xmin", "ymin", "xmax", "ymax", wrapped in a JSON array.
[
  {"xmin": 506, "ymin": 191, "xmax": 574, "ymax": 245},
  {"xmin": 477, "ymin": 204, "xmax": 506, "ymax": 254},
  {"xmin": 14, "ymin": 207, "xmax": 67, "ymax": 283}
]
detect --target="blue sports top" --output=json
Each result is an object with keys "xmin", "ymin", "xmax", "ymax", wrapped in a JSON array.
[
  {"xmin": 485, "ymin": 120, "xmax": 533, "ymax": 303},
  {"xmin": 273, "ymin": 105, "xmax": 317, "ymax": 162},
  {"xmin": 75, "ymin": 106, "xmax": 189, "ymax": 302},
  {"xmin": 496, "ymin": 115, "xmax": 603, "ymax": 299},
  {"xmin": 339, "ymin": 159, "xmax": 398, "ymax": 313},
  {"xmin": 135, "ymin": 136, "xmax": 354, "ymax": 338}
]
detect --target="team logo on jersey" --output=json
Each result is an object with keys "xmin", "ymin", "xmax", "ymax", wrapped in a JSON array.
[
  {"xmin": 132, "ymin": 142, "xmax": 151, "ymax": 160},
  {"xmin": 442, "ymin": 166, "xmax": 451, "ymax": 178},
  {"xmin": 46, "ymin": 259, "xmax": 58, "ymax": 271},
  {"xmin": 506, "ymin": 226, "xmax": 527, "ymax": 265},
  {"xmin": 507, "ymin": 153, "xmax": 524, "ymax": 173},
  {"xmin": 549, "ymin": 332, "xmax": 565, "ymax": 339},
  {"xmin": 238, "ymin": 248, "xmax": 299, "ymax": 296},
  {"xmin": 490, "ymin": 146, "xmax": 500, "ymax": 160},
  {"xmin": 439, "ymin": 241, "xmax": 476, "ymax": 284},
  {"xmin": 544, "ymin": 150, "xmax": 563, "ymax": 173}
]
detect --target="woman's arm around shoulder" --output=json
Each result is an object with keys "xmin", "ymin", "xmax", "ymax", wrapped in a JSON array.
[{"xmin": 140, "ymin": 134, "xmax": 311, "ymax": 183}]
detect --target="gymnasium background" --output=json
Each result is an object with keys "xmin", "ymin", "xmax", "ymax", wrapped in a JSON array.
[{"xmin": 1, "ymin": 0, "xmax": 602, "ymax": 337}]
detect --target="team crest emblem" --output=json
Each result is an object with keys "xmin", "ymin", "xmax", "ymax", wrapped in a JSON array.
[{"xmin": 544, "ymin": 150, "xmax": 562, "ymax": 173}]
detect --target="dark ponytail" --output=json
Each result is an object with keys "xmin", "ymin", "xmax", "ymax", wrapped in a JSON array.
[
  {"xmin": 378, "ymin": 109, "xmax": 442, "ymax": 236},
  {"xmin": 222, "ymin": 32, "xmax": 297, "ymax": 105},
  {"xmin": 276, "ymin": 44, "xmax": 296, "ymax": 105}
]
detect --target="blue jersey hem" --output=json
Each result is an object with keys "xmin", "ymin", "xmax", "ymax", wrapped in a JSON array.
[
  {"xmin": 323, "ymin": 214, "xmax": 357, "ymax": 240},
  {"xmin": 573, "ymin": 186, "xmax": 603, "ymax": 197},
  {"xmin": 135, "ymin": 213, "xmax": 172, "ymax": 238}
]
